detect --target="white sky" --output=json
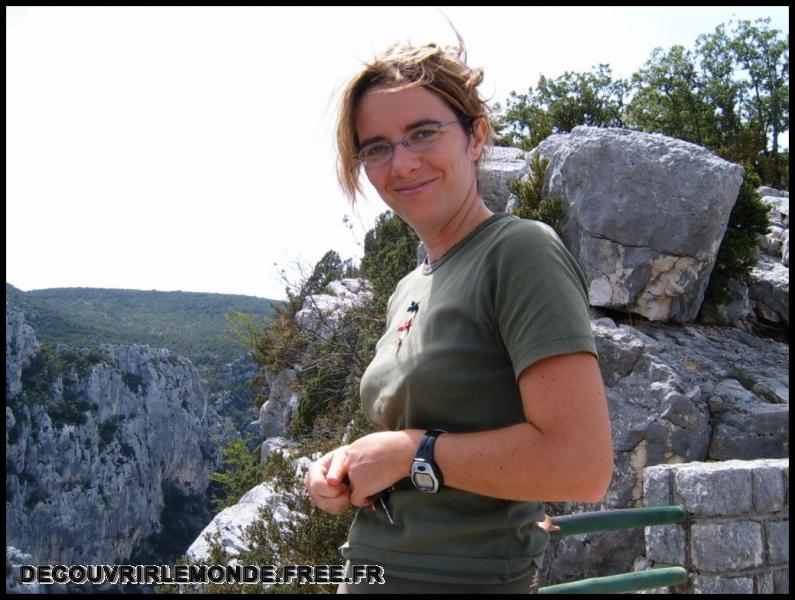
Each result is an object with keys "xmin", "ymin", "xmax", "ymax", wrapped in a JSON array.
[{"xmin": 6, "ymin": 6, "xmax": 789, "ymax": 300}]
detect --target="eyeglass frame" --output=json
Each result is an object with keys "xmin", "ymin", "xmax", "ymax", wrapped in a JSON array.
[{"xmin": 354, "ymin": 118, "xmax": 468, "ymax": 168}]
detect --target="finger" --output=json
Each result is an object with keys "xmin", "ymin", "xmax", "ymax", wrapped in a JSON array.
[
  {"xmin": 306, "ymin": 454, "xmax": 338, "ymax": 496},
  {"xmin": 316, "ymin": 494, "xmax": 352, "ymax": 515},
  {"xmin": 325, "ymin": 448, "xmax": 348, "ymax": 485},
  {"xmin": 350, "ymin": 491, "xmax": 375, "ymax": 509}
]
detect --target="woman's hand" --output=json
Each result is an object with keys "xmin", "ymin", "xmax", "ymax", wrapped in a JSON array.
[
  {"xmin": 304, "ymin": 447, "xmax": 353, "ymax": 515},
  {"xmin": 537, "ymin": 514, "xmax": 560, "ymax": 533},
  {"xmin": 326, "ymin": 430, "xmax": 422, "ymax": 508}
]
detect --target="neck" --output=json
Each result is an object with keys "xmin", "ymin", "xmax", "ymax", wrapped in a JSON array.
[{"xmin": 420, "ymin": 194, "xmax": 494, "ymax": 263}]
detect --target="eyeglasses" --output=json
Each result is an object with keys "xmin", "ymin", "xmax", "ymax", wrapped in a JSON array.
[{"xmin": 355, "ymin": 119, "xmax": 461, "ymax": 168}]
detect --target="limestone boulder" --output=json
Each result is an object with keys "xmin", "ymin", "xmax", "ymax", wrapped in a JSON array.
[{"xmin": 532, "ymin": 126, "xmax": 744, "ymax": 323}]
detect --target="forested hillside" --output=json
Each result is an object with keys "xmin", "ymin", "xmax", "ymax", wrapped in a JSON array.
[{"xmin": 5, "ymin": 283, "xmax": 281, "ymax": 392}]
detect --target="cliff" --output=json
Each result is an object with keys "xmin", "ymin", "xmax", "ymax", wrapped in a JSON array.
[{"xmin": 5, "ymin": 301, "xmax": 237, "ymax": 591}]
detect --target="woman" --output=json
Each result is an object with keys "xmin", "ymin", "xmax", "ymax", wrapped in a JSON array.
[{"xmin": 304, "ymin": 35, "xmax": 614, "ymax": 594}]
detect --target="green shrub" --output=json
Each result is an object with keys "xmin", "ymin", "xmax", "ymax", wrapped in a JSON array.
[
  {"xmin": 510, "ymin": 153, "xmax": 567, "ymax": 234},
  {"xmin": 191, "ymin": 450, "xmax": 355, "ymax": 594},
  {"xmin": 360, "ymin": 211, "xmax": 420, "ymax": 313},
  {"xmin": 209, "ymin": 439, "xmax": 267, "ymax": 512},
  {"xmin": 121, "ymin": 371, "xmax": 145, "ymax": 393},
  {"xmin": 704, "ymin": 167, "xmax": 771, "ymax": 305},
  {"xmin": 19, "ymin": 342, "xmax": 60, "ymax": 405},
  {"xmin": 98, "ymin": 415, "xmax": 122, "ymax": 448}
]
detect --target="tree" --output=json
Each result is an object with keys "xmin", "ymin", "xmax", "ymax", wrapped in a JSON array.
[
  {"xmin": 728, "ymin": 18, "xmax": 789, "ymax": 187},
  {"xmin": 494, "ymin": 18, "xmax": 788, "ymax": 189},
  {"xmin": 695, "ymin": 23, "xmax": 755, "ymax": 163},
  {"xmin": 304, "ymin": 250, "xmax": 343, "ymax": 296},
  {"xmin": 360, "ymin": 211, "xmax": 420, "ymax": 313},
  {"xmin": 626, "ymin": 45, "xmax": 714, "ymax": 146},
  {"xmin": 493, "ymin": 65, "xmax": 627, "ymax": 150}
]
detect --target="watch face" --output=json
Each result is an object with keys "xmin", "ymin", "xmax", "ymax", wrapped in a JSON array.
[{"xmin": 414, "ymin": 472, "xmax": 434, "ymax": 489}]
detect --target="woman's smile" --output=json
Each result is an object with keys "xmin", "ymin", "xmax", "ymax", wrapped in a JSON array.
[{"xmin": 393, "ymin": 178, "xmax": 437, "ymax": 196}]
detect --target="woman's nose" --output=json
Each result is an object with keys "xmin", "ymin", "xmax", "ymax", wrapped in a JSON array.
[{"xmin": 389, "ymin": 143, "xmax": 422, "ymax": 177}]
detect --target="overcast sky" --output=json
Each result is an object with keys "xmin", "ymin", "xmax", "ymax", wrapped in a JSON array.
[{"xmin": 6, "ymin": 6, "xmax": 789, "ymax": 300}]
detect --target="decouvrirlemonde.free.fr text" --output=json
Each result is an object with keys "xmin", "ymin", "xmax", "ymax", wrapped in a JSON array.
[{"xmin": 19, "ymin": 564, "xmax": 385, "ymax": 586}]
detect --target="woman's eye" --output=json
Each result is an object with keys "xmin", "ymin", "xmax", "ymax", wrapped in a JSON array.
[
  {"xmin": 364, "ymin": 143, "xmax": 390, "ymax": 158},
  {"xmin": 408, "ymin": 128, "xmax": 437, "ymax": 144}
]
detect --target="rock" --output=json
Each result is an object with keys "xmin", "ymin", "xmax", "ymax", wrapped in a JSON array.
[
  {"xmin": 478, "ymin": 146, "xmax": 528, "ymax": 212},
  {"xmin": 186, "ymin": 455, "xmax": 309, "ymax": 563},
  {"xmin": 259, "ymin": 368, "xmax": 300, "ymax": 440},
  {"xmin": 699, "ymin": 279, "xmax": 752, "ymax": 326},
  {"xmin": 782, "ymin": 229, "xmax": 789, "ymax": 267},
  {"xmin": 542, "ymin": 319, "xmax": 788, "ymax": 584},
  {"xmin": 5, "ymin": 305, "xmax": 39, "ymax": 398},
  {"xmin": 760, "ymin": 224, "xmax": 785, "ymax": 256},
  {"xmin": 5, "ymin": 305, "xmax": 236, "ymax": 570},
  {"xmin": 757, "ymin": 186, "xmax": 789, "ymax": 199},
  {"xmin": 748, "ymin": 255, "xmax": 789, "ymax": 324},
  {"xmin": 760, "ymin": 195, "xmax": 789, "ymax": 228},
  {"xmin": 295, "ymin": 278, "xmax": 372, "ymax": 340},
  {"xmin": 533, "ymin": 126, "xmax": 744, "ymax": 323},
  {"xmin": 6, "ymin": 546, "xmax": 42, "ymax": 594},
  {"xmin": 707, "ymin": 380, "xmax": 789, "ymax": 459},
  {"xmin": 185, "ymin": 481, "xmax": 297, "ymax": 562}
]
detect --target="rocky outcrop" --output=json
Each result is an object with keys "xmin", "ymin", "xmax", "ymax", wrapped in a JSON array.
[
  {"xmin": 529, "ymin": 126, "xmax": 744, "ymax": 323},
  {"xmin": 5, "ymin": 305, "xmax": 40, "ymax": 398},
  {"xmin": 478, "ymin": 146, "xmax": 528, "ymax": 212},
  {"xmin": 295, "ymin": 279, "xmax": 372, "ymax": 340},
  {"xmin": 750, "ymin": 188, "xmax": 789, "ymax": 324},
  {"xmin": 186, "ymin": 439, "xmax": 312, "ymax": 563},
  {"xmin": 541, "ymin": 314, "xmax": 788, "ymax": 587},
  {"xmin": 211, "ymin": 352, "xmax": 262, "ymax": 449},
  {"xmin": 259, "ymin": 369, "xmax": 299, "ymax": 441},
  {"xmin": 5, "ymin": 303, "xmax": 235, "ymax": 576},
  {"xmin": 701, "ymin": 187, "xmax": 790, "ymax": 328}
]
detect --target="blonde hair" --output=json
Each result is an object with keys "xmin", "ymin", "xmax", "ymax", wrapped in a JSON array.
[{"xmin": 335, "ymin": 34, "xmax": 495, "ymax": 203}]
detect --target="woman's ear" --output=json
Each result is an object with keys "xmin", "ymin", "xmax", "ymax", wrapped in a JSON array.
[{"xmin": 470, "ymin": 116, "xmax": 488, "ymax": 163}]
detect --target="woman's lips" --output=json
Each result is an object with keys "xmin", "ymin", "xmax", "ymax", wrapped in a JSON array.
[{"xmin": 394, "ymin": 179, "xmax": 435, "ymax": 196}]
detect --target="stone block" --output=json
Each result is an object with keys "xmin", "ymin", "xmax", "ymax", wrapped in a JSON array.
[
  {"xmin": 674, "ymin": 462, "xmax": 752, "ymax": 516},
  {"xmin": 691, "ymin": 521, "xmax": 764, "ymax": 571},
  {"xmin": 691, "ymin": 574, "xmax": 754, "ymax": 593},
  {"xmin": 644, "ymin": 523, "xmax": 685, "ymax": 565},
  {"xmin": 643, "ymin": 465, "xmax": 673, "ymax": 506},
  {"xmin": 753, "ymin": 464, "xmax": 785, "ymax": 513},
  {"xmin": 766, "ymin": 519, "xmax": 789, "ymax": 564}
]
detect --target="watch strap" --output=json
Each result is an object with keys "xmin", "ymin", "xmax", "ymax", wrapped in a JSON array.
[{"xmin": 415, "ymin": 429, "xmax": 446, "ymax": 461}]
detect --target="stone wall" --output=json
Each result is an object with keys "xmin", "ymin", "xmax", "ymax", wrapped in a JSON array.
[{"xmin": 643, "ymin": 459, "xmax": 789, "ymax": 593}]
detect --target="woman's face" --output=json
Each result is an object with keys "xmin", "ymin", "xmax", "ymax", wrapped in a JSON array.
[{"xmin": 354, "ymin": 83, "xmax": 485, "ymax": 233}]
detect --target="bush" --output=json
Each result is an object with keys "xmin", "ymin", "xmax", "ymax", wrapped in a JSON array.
[
  {"xmin": 704, "ymin": 167, "xmax": 771, "ymax": 305},
  {"xmin": 209, "ymin": 439, "xmax": 267, "ymax": 512},
  {"xmin": 360, "ymin": 212, "xmax": 420, "ymax": 313},
  {"xmin": 510, "ymin": 153, "xmax": 567, "ymax": 234}
]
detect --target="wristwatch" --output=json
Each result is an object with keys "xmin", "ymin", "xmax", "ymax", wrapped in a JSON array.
[{"xmin": 410, "ymin": 429, "xmax": 446, "ymax": 494}]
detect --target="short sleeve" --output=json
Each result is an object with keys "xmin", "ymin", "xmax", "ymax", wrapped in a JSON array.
[{"xmin": 491, "ymin": 219, "xmax": 597, "ymax": 380}]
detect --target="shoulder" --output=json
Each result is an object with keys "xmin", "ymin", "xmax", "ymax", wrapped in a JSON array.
[{"xmin": 489, "ymin": 215, "xmax": 569, "ymax": 264}]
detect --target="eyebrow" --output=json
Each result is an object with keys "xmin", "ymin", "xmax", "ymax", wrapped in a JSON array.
[{"xmin": 358, "ymin": 118, "xmax": 445, "ymax": 149}]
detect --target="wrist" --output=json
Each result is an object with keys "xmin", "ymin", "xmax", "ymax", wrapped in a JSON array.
[{"xmin": 400, "ymin": 429, "xmax": 426, "ymax": 477}]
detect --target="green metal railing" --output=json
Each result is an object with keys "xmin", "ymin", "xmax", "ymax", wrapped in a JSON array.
[{"xmin": 538, "ymin": 506, "xmax": 687, "ymax": 594}]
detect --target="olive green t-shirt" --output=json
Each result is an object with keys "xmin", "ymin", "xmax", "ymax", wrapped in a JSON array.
[{"xmin": 340, "ymin": 213, "xmax": 597, "ymax": 585}]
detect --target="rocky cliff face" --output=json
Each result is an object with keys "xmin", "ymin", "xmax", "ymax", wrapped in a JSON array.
[{"xmin": 5, "ymin": 302, "xmax": 236, "ymax": 581}]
